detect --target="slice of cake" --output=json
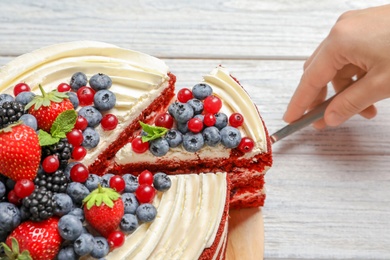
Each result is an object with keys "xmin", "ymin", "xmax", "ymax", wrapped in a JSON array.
[
  {"xmin": 112, "ymin": 67, "xmax": 272, "ymax": 208},
  {"xmin": 0, "ymin": 41, "xmax": 176, "ymax": 175}
]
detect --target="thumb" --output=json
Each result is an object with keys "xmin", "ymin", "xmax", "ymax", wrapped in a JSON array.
[{"xmin": 324, "ymin": 72, "xmax": 389, "ymax": 126}]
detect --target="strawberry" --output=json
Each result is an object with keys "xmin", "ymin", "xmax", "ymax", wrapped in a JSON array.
[
  {"xmin": 26, "ymin": 84, "xmax": 73, "ymax": 132},
  {"xmin": 4, "ymin": 217, "xmax": 62, "ymax": 260},
  {"xmin": 83, "ymin": 185, "xmax": 124, "ymax": 237},
  {"xmin": 0, "ymin": 123, "xmax": 41, "ymax": 181}
]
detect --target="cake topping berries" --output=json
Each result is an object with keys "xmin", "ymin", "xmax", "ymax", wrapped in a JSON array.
[{"xmin": 132, "ymin": 82, "xmax": 254, "ymax": 157}]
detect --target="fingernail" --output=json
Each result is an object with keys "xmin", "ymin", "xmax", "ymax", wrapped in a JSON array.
[{"xmin": 327, "ymin": 112, "xmax": 344, "ymax": 126}]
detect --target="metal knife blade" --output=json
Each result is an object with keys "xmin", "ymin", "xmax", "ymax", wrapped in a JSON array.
[{"xmin": 270, "ymin": 95, "xmax": 335, "ymax": 144}]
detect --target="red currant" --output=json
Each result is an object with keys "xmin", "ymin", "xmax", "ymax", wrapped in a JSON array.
[
  {"xmin": 138, "ymin": 170, "xmax": 153, "ymax": 185},
  {"xmin": 42, "ymin": 155, "xmax": 60, "ymax": 173},
  {"xmin": 13, "ymin": 83, "xmax": 31, "ymax": 96},
  {"xmin": 131, "ymin": 136, "xmax": 149, "ymax": 154},
  {"xmin": 109, "ymin": 175, "xmax": 126, "ymax": 193},
  {"xmin": 154, "ymin": 113, "xmax": 174, "ymax": 129},
  {"xmin": 72, "ymin": 146, "xmax": 87, "ymax": 161},
  {"xmin": 14, "ymin": 179, "xmax": 35, "ymax": 198},
  {"xmin": 135, "ymin": 184, "xmax": 156, "ymax": 204},
  {"xmin": 57, "ymin": 83, "xmax": 71, "ymax": 92},
  {"xmin": 7, "ymin": 190, "xmax": 21, "ymax": 206},
  {"xmin": 101, "ymin": 114, "xmax": 118, "ymax": 131},
  {"xmin": 238, "ymin": 137, "xmax": 255, "ymax": 153},
  {"xmin": 229, "ymin": 112, "xmax": 244, "ymax": 127},
  {"xmin": 107, "ymin": 230, "xmax": 125, "ymax": 248},
  {"xmin": 188, "ymin": 118, "xmax": 203, "ymax": 133},
  {"xmin": 70, "ymin": 163, "xmax": 89, "ymax": 182},
  {"xmin": 177, "ymin": 88, "xmax": 193, "ymax": 103},
  {"xmin": 74, "ymin": 115, "xmax": 88, "ymax": 131},
  {"xmin": 203, "ymin": 95, "xmax": 222, "ymax": 114},
  {"xmin": 203, "ymin": 113, "xmax": 216, "ymax": 127},
  {"xmin": 66, "ymin": 129, "xmax": 84, "ymax": 147},
  {"xmin": 77, "ymin": 86, "xmax": 95, "ymax": 106}
]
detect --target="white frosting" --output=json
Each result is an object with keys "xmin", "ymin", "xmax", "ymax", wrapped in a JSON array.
[
  {"xmin": 115, "ymin": 67, "xmax": 268, "ymax": 166},
  {"xmin": 0, "ymin": 41, "xmax": 170, "ymax": 166},
  {"xmin": 104, "ymin": 172, "xmax": 227, "ymax": 260}
]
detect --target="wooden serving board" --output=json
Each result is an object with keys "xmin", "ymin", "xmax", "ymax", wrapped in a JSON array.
[{"xmin": 226, "ymin": 207, "xmax": 264, "ymax": 259}]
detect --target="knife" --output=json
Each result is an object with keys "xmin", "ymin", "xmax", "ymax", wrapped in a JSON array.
[{"xmin": 270, "ymin": 95, "xmax": 335, "ymax": 144}]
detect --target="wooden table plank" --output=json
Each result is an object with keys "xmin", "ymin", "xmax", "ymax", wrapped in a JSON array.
[
  {"xmin": 0, "ymin": 0, "xmax": 388, "ymax": 59},
  {"xmin": 1, "ymin": 35, "xmax": 390, "ymax": 260}
]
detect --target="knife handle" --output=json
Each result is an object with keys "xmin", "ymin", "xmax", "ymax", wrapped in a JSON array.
[{"xmin": 270, "ymin": 95, "xmax": 335, "ymax": 144}]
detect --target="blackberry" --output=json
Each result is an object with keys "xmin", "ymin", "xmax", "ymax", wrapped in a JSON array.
[
  {"xmin": 41, "ymin": 139, "xmax": 73, "ymax": 169},
  {"xmin": 0, "ymin": 101, "xmax": 25, "ymax": 129},
  {"xmin": 34, "ymin": 169, "xmax": 69, "ymax": 193},
  {"xmin": 22, "ymin": 187, "xmax": 55, "ymax": 222}
]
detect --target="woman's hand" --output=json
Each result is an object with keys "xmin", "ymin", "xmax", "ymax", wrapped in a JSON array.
[{"xmin": 283, "ymin": 4, "xmax": 390, "ymax": 128}]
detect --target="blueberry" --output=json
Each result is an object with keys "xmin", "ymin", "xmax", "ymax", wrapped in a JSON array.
[
  {"xmin": 64, "ymin": 162, "xmax": 80, "ymax": 180},
  {"xmin": 0, "ymin": 182, "xmax": 5, "ymax": 198},
  {"xmin": 89, "ymin": 73, "xmax": 112, "ymax": 91},
  {"xmin": 73, "ymin": 233, "xmax": 94, "ymax": 256},
  {"xmin": 19, "ymin": 114, "xmax": 37, "ymax": 130},
  {"xmin": 165, "ymin": 129, "xmax": 183, "ymax": 148},
  {"xmin": 136, "ymin": 203, "xmax": 157, "ymax": 223},
  {"xmin": 15, "ymin": 91, "xmax": 35, "ymax": 106},
  {"xmin": 214, "ymin": 113, "xmax": 228, "ymax": 130},
  {"xmin": 149, "ymin": 138, "xmax": 169, "ymax": 157},
  {"xmin": 194, "ymin": 114, "xmax": 204, "ymax": 122},
  {"xmin": 192, "ymin": 83, "xmax": 213, "ymax": 100},
  {"xmin": 187, "ymin": 98, "xmax": 203, "ymax": 115},
  {"xmin": 70, "ymin": 72, "xmax": 88, "ymax": 91},
  {"xmin": 53, "ymin": 193, "xmax": 73, "ymax": 216},
  {"xmin": 202, "ymin": 126, "xmax": 221, "ymax": 147},
  {"xmin": 0, "ymin": 202, "xmax": 21, "ymax": 234},
  {"xmin": 82, "ymin": 127, "xmax": 100, "ymax": 149},
  {"xmin": 67, "ymin": 92, "xmax": 79, "ymax": 109},
  {"xmin": 78, "ymin": 106, "xmax": 102, "ymax": 127},
  {"xmin": 122, "ymin": 174, "xmax": 138, "ymax": 193},
  {"xmin": 220, "ymin": 126, "xmax": 242, "ymax": 148},
  {"xmin": 177, "ymin": 121, "xmax": 188, "ymax": 134},
  {"xmin": 172, "ymin": 102, "xmax": 194, "ymax": 123},
  {"xmin": 153, "ymin": 172, "xmax": 171, "ymax": 192},
  {"xmin": 122, "ymin": 193, "xmax": 139, "ymax": 214},
  {"xmin": 68, "ymin": 207, "xmax": 85, "ymax": 223},
  {"xmin": 100, "ymin": 173, "xmax": 114, "ymax": 188},
  {"xmin": 120, "ymin": 213, "xmax": 139, "ymax": 234},
  {"xmin": 57, "ymin": 245, "xmax": 77, "ymax": 260},
  {"xmin": 5, "ymin": 178, "xmax": 15, "ymax": 190},
  {"xmin": 94, "ymin": 90, "xmax": 116, "ymax": 111},
  {"xmin": 0, "ymin": 94, "xmax": 14, "ymax": 107},
  {"xmin": 58, "ymin": 214, "xmax": 83, "ymax": 240},
  {"xmin": 66, "ymin": 182, "xmax": 90, "ymax": 206},
  {"xmin": 90, "ymin": 237, "xmax": 110, "ymax": 258},
  {"xmin": 85, "ymin": 174, "xmax": 101, "ymax": 191},
  {"xmin": 168, "ymin": 101, "xmax": 179, "ymax": 116},
  {"xmin": 182, "ymin": 132, "xmax": 204, "ymax": 152}
]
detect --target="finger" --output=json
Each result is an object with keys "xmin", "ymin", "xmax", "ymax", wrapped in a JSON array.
[
  {"xmin": 284, "ymin": 42, "xmax": 345, "ymax": 123},
  {"xmin": 324, "ymin": 70, "xmax": 389, "ymax": 126},
  {"xmin": 359, "ymin": 104, "xmax": 377, "ymax": 119}
]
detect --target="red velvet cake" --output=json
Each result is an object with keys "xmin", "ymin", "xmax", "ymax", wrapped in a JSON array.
[{"xmin": 0, "ymin": 41, "xmax": 271, "ymax": 259}]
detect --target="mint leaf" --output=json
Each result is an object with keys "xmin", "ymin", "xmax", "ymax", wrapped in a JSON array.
[
  {"xmin": 38, "ymin": 130, "xmax": 60, "ymax": 146},
  {"xmin": 50, "ymin": 110, "xmax": 77, "ymax": 139},
  {"xmin": 139, "ymin": 121, "xmax": 168, "ymax": 142}
]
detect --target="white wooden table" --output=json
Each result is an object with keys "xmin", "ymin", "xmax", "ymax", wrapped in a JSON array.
[{"xmin": 1, "ymin": 1, "xmax": 390, "ymax": 259}]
